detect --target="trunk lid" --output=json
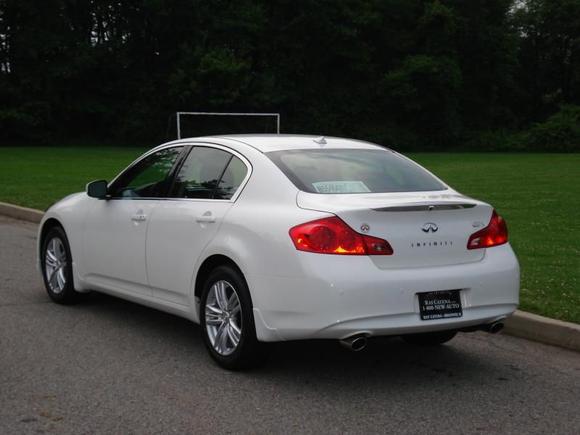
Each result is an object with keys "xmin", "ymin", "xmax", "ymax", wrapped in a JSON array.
[{"xmin": 297, "ymin": 191, "xmax": 492, "ymax": 268}]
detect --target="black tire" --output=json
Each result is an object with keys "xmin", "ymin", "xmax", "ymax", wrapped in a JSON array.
[
  {"xmin": 402, "ymin": 330, "xmax": 457, "ymax": 346},
  {"xmin": 200, "ymin": 265, "xmax": 267, "ymax": 370},
  {"xmin": 41, "ymin": 226, "xmax": 80, "ymax": 304}
]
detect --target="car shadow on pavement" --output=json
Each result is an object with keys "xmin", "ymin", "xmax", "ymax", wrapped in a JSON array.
[{"xmin": 73, "ymin": 291, "xmax": 512, "ymax": 388}]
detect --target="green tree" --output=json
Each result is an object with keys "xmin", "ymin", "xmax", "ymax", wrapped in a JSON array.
[
  {"xmin": 0, "ymin": 0, "xmax": 578, "ymax": 150},
  {"xmin": 512, "ymin": 0, "xmax": 580, "ymax": 121}
]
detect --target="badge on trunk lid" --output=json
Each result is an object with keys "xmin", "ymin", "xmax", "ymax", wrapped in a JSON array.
[{"xmin": 421, "ymin": 222, "xmax": 438, "ymax": 233}]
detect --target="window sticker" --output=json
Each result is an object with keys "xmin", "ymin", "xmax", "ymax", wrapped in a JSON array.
[{"xmin": 312, "ymin": 181, "xmax": 371, "ymax": 194}]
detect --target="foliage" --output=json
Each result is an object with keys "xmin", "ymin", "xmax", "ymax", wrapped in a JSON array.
[
  {"xmin": 0, "ymin": 0, "xmax": 579, "ymax": 150},
  {"xmin": 522, "ymin": 105, "xmax": 580, "ymax": 152},
  {"xmin": 511, "ymin": 0, "xmax": 580, "ymax": 121}
]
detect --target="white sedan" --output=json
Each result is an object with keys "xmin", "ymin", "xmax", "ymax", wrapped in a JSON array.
[{"xmin": 38, "ymin": 135, "xmax": 519, "ymax": 369}]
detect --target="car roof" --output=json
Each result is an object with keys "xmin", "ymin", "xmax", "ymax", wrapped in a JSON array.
[{"xmin": 195, "ymin": 134, "xmax": 388, "ymax": 153}]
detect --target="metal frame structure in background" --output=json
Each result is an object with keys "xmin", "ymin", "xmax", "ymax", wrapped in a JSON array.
[{"xmin": 176, "ymin": 111, "xmax": 281, "ymax": 139}]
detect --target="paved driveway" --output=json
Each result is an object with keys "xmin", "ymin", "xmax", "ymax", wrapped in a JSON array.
[{"xmin": 1, "ymin": 216, "xmax": 579, "ymax": 434}]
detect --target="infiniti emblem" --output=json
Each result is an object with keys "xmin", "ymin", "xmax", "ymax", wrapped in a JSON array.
[
  {"xmin": 360, "ymin": 223, "xmax": 370, "ymax": 233},
  {"xmin": 422, "ymin": 222, "xmax": 438, "ymax": 233}
]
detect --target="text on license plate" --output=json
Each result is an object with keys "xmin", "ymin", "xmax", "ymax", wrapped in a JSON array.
[{"xmin": 418, "ymin": 290, "xmax": 463, "ymax": 321}]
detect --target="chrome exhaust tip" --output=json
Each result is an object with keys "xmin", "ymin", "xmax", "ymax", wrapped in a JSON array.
[
  {"xmin": 478, "ymin": 321, "xmax": 504, "ymax": 334},
  {"xmin": 488, "ymin": 321, "xmax": 504, "ymax": 334},
  {"xmin": 339, "ymin": 335, "xmax": 368, "ymax": 352}
]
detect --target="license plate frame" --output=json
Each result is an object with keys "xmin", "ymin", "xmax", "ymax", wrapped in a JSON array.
[{"xmin": 418, "ymin": 290, "xmax": 463, "ymax": 321}]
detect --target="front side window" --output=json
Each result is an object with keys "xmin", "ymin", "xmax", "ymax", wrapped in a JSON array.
[
  {"xmin": 267, "ymin": 149, "xmax": 446, "ymax": 194},
  {"xmin": 170, "ymin": 147, "xmax": 247, "ymax": 200},
  {"xmin": 109, "ymin": 147, "xmax": 183, "ymax": 198}
]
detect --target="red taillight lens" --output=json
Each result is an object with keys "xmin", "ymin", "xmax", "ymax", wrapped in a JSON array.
[
  {"xmin": 467, "ymin": 210, "xmax": 508, "ymax": 250},
  {"xmin": 289, "ymin": 216, "xmax": 393, "ymax": 255}
]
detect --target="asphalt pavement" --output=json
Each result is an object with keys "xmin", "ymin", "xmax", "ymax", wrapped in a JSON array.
[{"xmin": 1, "ymin": 215, "xmax": 579, "ymax": 434}]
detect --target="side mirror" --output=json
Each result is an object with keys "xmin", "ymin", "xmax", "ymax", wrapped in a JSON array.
[{"xmin": 86, "ymin": 180, "xmax": 109, "ymax": 199}]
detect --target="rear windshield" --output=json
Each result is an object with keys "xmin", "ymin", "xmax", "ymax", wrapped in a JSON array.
[{"xmin": 267, "ymin": 149, "xmax": 446, "ymax": 194}]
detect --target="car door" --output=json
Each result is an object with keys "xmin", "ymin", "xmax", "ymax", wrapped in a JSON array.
[
  {"xmin": 82, "ymin": 146, "xmax": 184, "ymax": 297},
  {"xmin": 146, "ymin": 144, "xmax": 250, "ymax": 306}
]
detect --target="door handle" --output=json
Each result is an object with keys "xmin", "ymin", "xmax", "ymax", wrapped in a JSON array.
[
  {"xmin": 196, "ymin": 212, "xmax": 216, "ymax": 223},
  {"xmin": 131, "ymin": 214, "xmax": 147, "ymax": 222}
]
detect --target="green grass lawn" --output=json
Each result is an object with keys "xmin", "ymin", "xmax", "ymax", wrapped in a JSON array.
[{"xmin": 1, "ymin": 147, "xmax": 579, "ymax": 324}]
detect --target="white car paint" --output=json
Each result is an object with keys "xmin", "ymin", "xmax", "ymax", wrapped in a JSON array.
[{"xmin": 38, "ymin": 135, "xmax": 519, "ymax": 342}]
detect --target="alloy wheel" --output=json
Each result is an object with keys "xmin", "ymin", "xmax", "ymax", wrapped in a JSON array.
[
  {"xmin": 45, "ymin": 237, "xmax": 67, "ymax": 294},
  {"xmin": 204, "ymin": 280, "xmax": 243, "ymax": 356}
]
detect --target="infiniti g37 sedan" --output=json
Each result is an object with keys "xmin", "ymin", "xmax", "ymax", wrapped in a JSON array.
[{"xmin": 38, "ymin": 135, "xmax": 519, "ymax": 369}]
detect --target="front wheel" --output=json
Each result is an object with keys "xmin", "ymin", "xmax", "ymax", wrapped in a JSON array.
[
  {"xmin": 200, "ymin": 265, "xmax": 267, "ymax": 370},
  {"xmin": 41, "ymin": 226, "xmax": 80, "ymax": 304},
  {"xmin": 401, "ymin": 330, "xmax": 457, "ymax": 346}
]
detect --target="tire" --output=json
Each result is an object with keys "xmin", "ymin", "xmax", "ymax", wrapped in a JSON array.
[
  {"xmin": 200, "ymin": 265, "xmax": 267, "ymax": 370},
  {"xmin": 402, "ymin": 330, "xmax": 457, "ymax": 346},
  {"xmin": 41, "ymin": 226, "xmax": 80, "ymax": 304}
]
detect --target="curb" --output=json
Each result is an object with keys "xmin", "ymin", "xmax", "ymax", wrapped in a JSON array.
[
  {"xmin": 0, "ymin": 201, "xmax": 44, "ymax": 223},
  {"xmin": 504, "ymin": 310, "xmax": 580, "ymax": 352},
  {"xmin": 0, "ymin": 201, "xmax": 578, "ymax": 353}
]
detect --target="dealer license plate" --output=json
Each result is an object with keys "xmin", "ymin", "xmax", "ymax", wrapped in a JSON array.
[{"xmin": 418, "ymin": 290, "xmax": 463, "ymax": 320}]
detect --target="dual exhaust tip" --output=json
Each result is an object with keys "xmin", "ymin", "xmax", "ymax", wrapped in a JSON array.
[
  {"xmin": 482, "ymin": 321, "xmax": 504, "ymax": 334},
  {"xmin": 339, "ymin": 321, "xmax": 504, "ymax": 351},
  {"xmin": 339, "ymin": 335, "xmax": 368, "ymax": 352}
]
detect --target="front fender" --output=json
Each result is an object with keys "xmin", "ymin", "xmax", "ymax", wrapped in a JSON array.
[{"xmin": 37, "ymin": 192, "xmax": 90, "ymax": 291}]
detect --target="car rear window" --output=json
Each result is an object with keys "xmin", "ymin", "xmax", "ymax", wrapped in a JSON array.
[{"xmin": 266, "ymin": 148, "xmax": 446, "ymax": 193}]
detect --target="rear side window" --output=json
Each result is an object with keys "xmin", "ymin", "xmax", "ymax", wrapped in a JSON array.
[
  {"xmin": 215, "ymin": 156, "xmax": 248, "ymax": 200},
  {"xmin": 170, "ymin": 147, "xmax": 248, "ymax": 200},
  {"xmin": 266, "ymin": 149, "xmax": 445, "ymax": 193}
]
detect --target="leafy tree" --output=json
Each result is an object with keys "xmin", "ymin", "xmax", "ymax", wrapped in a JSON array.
[
  {"xmin": 512, "ymin": 0, "xmax": 580, "ymax": 121},
  {"xmin": 0, "ymin": 0, "xmax": 578, "ymax": 150}
]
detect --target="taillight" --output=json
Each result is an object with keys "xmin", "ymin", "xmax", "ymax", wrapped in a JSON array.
[
  {"xmin": 467, "ymin": 210, "xmax": 508, "ymax": 250},
  {"xmin": 289, "ymin": 216, "xmax": 393, "ymax": 255}
]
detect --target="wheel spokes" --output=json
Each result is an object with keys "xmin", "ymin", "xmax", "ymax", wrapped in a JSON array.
[
  {"xmin": 206, "ymin": 304, "xmax": 223, "ymax": 315},
  {"xmin": 227, "ymin": 321, "xmax": 240, "ymax": 346},
  {"xmin": 46, "ymin": 249, "xmax": 58, "ymax": 265},
  {"xmin": 205, "ymin": 309, "xmax": 223, "ymax": 326},
  {"xmin": 48, "ymin": 267, "xmax": 58, "ymax": 287},
  {"xmin": 215, "ymin": 281, "xmax": 229, "ymax": 310},
  {"xmin": 56, "ymin": 268, "xmax": 66, "ymax": 290},
  {"xmin": 45, "ymin": 237, "xmax": 67, "ymax": 293},
  {"xmin": 229, "ymin": 298, "xmax": 241, "ymax": 316},
  {"xmin": 229, "ymin": 319, "xmax": 241, "ymax": 337},
  {"xmin": 56, "ymin": 240, "xmax": 66, "ymax": 262},
  {"xmin": 205, "ymin": 280, "xmax": 243, "ymax": 356},
  {"xmin": 215, "ymin": 322, "xmax": 228, "ymax": 353}
]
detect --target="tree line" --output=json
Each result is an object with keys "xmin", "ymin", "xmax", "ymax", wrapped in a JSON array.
[{"xmin": 0, "ymin": 0, "xmax": 579, "ymax": 150}]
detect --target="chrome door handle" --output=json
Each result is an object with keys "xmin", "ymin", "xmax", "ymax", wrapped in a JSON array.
[
  {"xmin": 196, "ymin": 216, "xmax": 216, "ymax": 223},
  {"xmin": 131, "ymin": 214, "xmax": 147, "ymax": 222},
  {"xmin": 196, "ymin": 212, "xmax": 216, "ymax": 223}
]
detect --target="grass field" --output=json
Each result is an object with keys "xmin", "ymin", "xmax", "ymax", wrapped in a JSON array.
[{"xmin": 1, "ymin": 147, "xmax": 578, "ymax": 324}]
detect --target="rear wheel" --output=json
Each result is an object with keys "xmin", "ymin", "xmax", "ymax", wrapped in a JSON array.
[
  {"xmin": 41, "ymin": 226, "xmax": 80, "ymax": 304},
  {"xmin": 200, "ymin": 265, "xmax": 267, "ymax": 370},
  {"xmin": 402, "ymin": 330, "xmax": 457, "ymax": 346}
]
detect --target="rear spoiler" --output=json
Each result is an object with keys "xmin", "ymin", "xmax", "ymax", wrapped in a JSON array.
[{"xmin": 372, "ymin": 203, "xmax": 477, "ymax": 212}]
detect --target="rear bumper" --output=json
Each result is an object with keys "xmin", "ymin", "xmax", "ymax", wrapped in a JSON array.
[{"xmin": 248, "ymin": 244, "xmax": 519, "ymax": 342}]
